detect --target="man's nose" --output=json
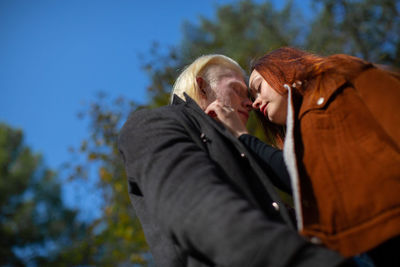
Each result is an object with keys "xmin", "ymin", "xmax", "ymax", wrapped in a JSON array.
[{"xmin": 243, "ymin": 98, "xmax": 253, "ymax": 111}]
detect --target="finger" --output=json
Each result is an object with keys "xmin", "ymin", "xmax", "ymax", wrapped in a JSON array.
[
  {"xmin": 222, "ymin": 105, "xmax": 235, "ymax": 112},
  {"xmin": 206, "ymin": 101, "xmax": 223, "ymax": 114},
  {"xmin": 205, "ymin": 103, "xmax": 217, "ymax": 115}
]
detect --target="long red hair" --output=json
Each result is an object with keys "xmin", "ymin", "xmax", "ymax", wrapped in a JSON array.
[
  {"xmin": 251, "ymin": 47, "xmax": 373, "ymax": 145},
  {"xmin": 252, "ymin": 47, "xmax": 372, "ymax": 95}
]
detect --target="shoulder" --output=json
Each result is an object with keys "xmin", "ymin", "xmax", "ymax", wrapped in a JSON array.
[
  {"xmin": 124, "ymin": 101, "xmax": 190, "ymax": 127},
  {"xmin": 118, "ymin": 105, "xmax": 184, "ymax": 143},
  {"xmin": 125, "ymin": 105, "xmax": 177, "ymax": 124},
  {"xmin": 353, "ymin": 67, "xmax": 400, "ymax": 90}
]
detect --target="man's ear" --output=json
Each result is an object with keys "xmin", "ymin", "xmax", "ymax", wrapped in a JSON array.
[{"xmin": 196, "ymin": 77, "xmax": 207, "ymax": 97}]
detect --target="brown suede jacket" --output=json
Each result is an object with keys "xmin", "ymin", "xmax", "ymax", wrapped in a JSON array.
[{"xmin": 284, "ymin": 66, "xmax": 400, "ymax": 257}]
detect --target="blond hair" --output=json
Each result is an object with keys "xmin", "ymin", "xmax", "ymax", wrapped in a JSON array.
[{"xmin": 171, "ymin": 54, "xmax": 245, "ymax": 103}]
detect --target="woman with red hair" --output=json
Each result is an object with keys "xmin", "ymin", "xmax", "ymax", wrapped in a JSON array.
[{"xmin": 209, "ymin": 47, "xmax": 400, "ymax": 266}]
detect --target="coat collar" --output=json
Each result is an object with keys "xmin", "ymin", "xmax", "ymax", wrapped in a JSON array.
[
  {"xmin": 173, "ymin": 93, "xmax": 231, "ymax": 133},
  {"xmin": 171, "ymin": 93, "xmax": 201, "ymax": 112},
  {"xmin": 298, "ymin": 73, "xmax": 347, "ymax": 119}
]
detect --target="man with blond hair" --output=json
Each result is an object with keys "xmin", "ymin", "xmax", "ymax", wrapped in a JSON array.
[{"xmin": 118, "ymin": 55, "xmax": 354, "ymax": 267}]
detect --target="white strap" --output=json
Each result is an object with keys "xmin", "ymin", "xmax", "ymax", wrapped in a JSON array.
[{"xmin": 282, "ymin": 84, "xmax": 303, "ymax": 231}]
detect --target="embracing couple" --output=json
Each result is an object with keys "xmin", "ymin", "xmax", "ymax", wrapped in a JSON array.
[{"xmin": 118, "ymin": 47, "xmax": 400, "ymax": 267}]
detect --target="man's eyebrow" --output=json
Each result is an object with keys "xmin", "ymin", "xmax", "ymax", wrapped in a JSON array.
[{"xmin": 229, "ymin": 80, "xmax": 247, "ymax": 89}]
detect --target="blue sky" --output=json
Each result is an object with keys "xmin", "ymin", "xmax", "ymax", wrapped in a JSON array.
[
  {"xmin": 1, "ymin": 0, "xmax": 244, "ymax": 169},
  {"xmin": 1, "ymin": 0, "xmax": 291, "ymax": 220}
]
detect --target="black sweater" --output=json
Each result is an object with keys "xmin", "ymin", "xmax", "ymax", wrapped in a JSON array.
[{"xmin": 239, "ymin": 134, "xmax": 292, "ymax": 194}]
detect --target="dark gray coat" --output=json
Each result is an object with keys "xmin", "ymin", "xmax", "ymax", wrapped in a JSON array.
[{"xmin": 118, "ymin": 95, "xmax": 347, "ymax": 267}]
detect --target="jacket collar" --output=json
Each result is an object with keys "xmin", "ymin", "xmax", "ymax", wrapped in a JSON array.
[
  {"xmin": 299, "ymin": 73, "xmax": 347, "ymax": 119},
  {"xmin": 171, "ymin": 93, "xmax": 201, "ymax": 111},
  {"xmin": 173, "ymin": 93, "xmax": 229, "ymax": 132},
  {"xmin": 171, "ymin": 93, "xmax": 186, "ymax": 105}
]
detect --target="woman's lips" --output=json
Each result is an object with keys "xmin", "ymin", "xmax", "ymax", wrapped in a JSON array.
[{"xmin": 260, "ymin": 104, "xmax": 268, "ymax": 116}]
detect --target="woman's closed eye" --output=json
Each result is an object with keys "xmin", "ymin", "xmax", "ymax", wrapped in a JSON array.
[
  {"xmin": 256, "ymin": 83, "xmax": 261, "ymax": 93},
  {"xmin": 248, "ymin": 90, "xmax": 255, "ymax": 101},
  {"xmin": 249, "ymin": 84, "xmax": 260, "ymax": 100}
]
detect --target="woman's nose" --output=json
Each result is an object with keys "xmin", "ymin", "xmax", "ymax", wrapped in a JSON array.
[{"xmin": 252, "ymin": 98, "xmax": 261, "ymax": 109}]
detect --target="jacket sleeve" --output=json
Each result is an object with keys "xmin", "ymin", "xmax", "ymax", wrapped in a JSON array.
[
  {"xmin": 118, "ymin": 108, "xmax": 348, "ymax": 267},
  {"xmin": 239, "ymin": 134, "xmax": 292, "ymax": 194}
]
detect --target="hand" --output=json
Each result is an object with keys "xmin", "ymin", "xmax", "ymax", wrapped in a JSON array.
[{"xmin": 205, "ymin": 100, "xmax": 248, "ymax": 137}]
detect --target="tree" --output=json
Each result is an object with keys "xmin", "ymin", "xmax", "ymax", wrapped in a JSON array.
[
  {"xmin": 0, "ymin": 123, "xmax": 88, "ymax": 266},
  {"xmin": 65, "ymin": 95, "xmax": 151, "ymax": 266},
  {"xmin": 307, "ymin": 0, "xmax": 400, "ymax": 65}
]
